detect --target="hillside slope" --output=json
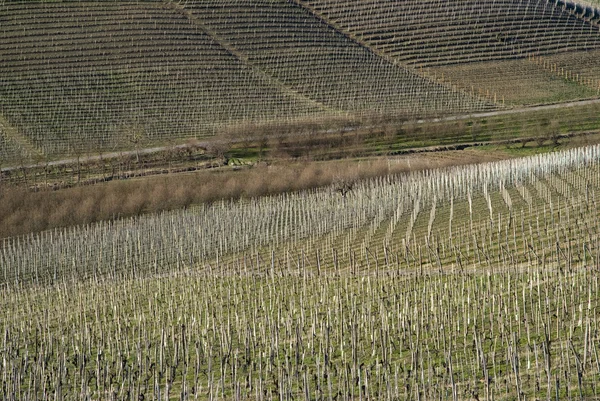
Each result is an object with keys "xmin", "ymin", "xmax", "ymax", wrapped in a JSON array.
[
  {"xmin": 3, "ymin": 144, "xmax": 600, "ymax": 400},
  {"xmin": 298, "ymin": 0, "xmax": 600, "ymax": 105},
  {"xmin": 0, "ymin": 1, "xmax": 330, "ymax": 158},
  {"xmin": 182, "ymin": 0, "xmax": 491, "ymax": 115},
  {"xmin": 1, "ymin": 0, "xmax": 599, "ymax": 162},
  {"xmin": 0, "ymin": 0, "xmax": 494, "ymax": 161},
  {"xmin": 298, "ymin": 0, "xmax": 600, "ymax": 66}
]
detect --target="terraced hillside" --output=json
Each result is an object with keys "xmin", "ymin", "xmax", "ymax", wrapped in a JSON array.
[
  {"xmin": 0, "ymin": 0, "xmax": 491, "ymax": 162},
  {"xmin": 1, "ymin": 0, "xmax": 600, "ymax": 162},
  {"xmin": 182, "ymin": 1, "xmax": 488, "ymax": 115},
  {"xmin": 299, "ymin": 0, "xmax": 600, "ymax": 105},
  {"xmin": 301, "ymin": 0, "xmax": 600, "ymax": 66},
  {"xmin": 0, "ymin": 1, "xmax": 330, "ymax": 159}
]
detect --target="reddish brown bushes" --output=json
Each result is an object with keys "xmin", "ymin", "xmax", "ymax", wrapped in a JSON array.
[
  {"xmin": 0, "ymin": 159, "xmax": 406, "ymax": 238},
  {"xmin": 0, "ymin": 154, "xmax": 490, "ymax": 239}
]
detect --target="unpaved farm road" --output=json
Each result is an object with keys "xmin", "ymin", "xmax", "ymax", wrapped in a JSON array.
[
  {"xmin": 0, "ymin": 142, "xmax": 211, "ymax": 172},
  {"xmin": 2, "ymin": 98, "xmax": 600, "ymax": 172},
  {"xmin": 415, "ymin": 98, "xmax": 600, "ymax": 124}
]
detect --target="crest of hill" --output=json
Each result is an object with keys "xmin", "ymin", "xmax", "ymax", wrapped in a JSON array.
[
  {"xmin": 2, "ymin": 0, "xmax": 600, "ymax": 161},
  {"xmin": 0, "ymin": 0, "xmax": 492, "ymax": 161},
  {"xmin": 300, "ymin": 0, "xmax": 600, "ymax": 66},
  {"xmin": 298, "ymin": 0, "xmax": 600, "ymax": 105}
]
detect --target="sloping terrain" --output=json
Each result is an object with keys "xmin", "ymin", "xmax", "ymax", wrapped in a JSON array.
[
  {"xmin": 0, "ymin": 0, "xmax": 491, "ymax": 162},
  {"xmin": 1, "ymin": 0, "xmax": 599, "ymax": 162},
  {"xmin": 427, "ymin": 59, "xmax": 598, "ymax": 105},
  {"xmin": 3, "ymin": 144, "xmax": 600, "ymax": 400},
  {"xmin": 300, "ymin": 0, "xmax": 600, "ymax": 66},
  {"xmin": 299, "ymin": 0, "xmax": 600, "ymax": 105},
  {"xmin": 182, "ymin": 0, "xmax": 490, "ymax": 115},
  {"xmin": 0, "ymin": 1, "xmax": 330, "ymax": 159}
]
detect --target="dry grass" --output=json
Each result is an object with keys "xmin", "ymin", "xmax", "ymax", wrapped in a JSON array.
[
  {"xmin": 4, "ymin": 124, "xmax": 599, "ymax": 240},
  {"xmin": 0, "ymin": 154, "xmax": 493, "ymax": 239}
]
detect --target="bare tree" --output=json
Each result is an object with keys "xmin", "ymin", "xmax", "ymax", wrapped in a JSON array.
[{"xmin": 333, "ymin": 177, "xmax": 354, "ymax": 198}]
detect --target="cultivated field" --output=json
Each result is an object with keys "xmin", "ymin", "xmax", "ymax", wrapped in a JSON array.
[
  {"xmin": 1, "ymin": 0, "xmax": 600, "ymax": 163},
  {"xmin": 300, "ymin": 0, "xmax": 600, "ymax": 106},
  {"xmin": 3, "ymin": 145, "xmax": 600, "ymax": 400},
  {"xmin": 0, "ymin": 0, "xmax": 491, "ymax": 163},
  {"xmin": 2, "ymin": 2, "xmax": 600, "ymax": 399}
]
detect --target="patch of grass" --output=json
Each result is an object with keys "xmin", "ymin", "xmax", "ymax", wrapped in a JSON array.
[
  {"xmin": 503, "ymin": 143, "xmax": 558, "ymax": 156},
  {"xmin": 431, "ymin": 58, "xmax": 599, "ymax": 106},
  {"xmin": 475, "ymin": 143, "xmax": 558, "ymax": 157}
]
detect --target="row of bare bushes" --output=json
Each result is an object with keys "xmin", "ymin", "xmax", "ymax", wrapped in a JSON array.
[
  {"xmin": 3, "ymin": 106, "xmax": 594, "ymax": 239},
  {"xmin": 1, "ymin": 158, "xmax": 435, "ymax": 239}
]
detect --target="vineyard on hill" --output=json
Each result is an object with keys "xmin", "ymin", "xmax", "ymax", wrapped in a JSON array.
[
  {"xmin": 1, "ymin": 0, "xmax": 600, "ymax": 163},
  {"xmin": 4, "ymin": 2, "xmax": 600, "ymax": 400},
  {"xmin": 299, "ymin": 0, "xmax": 600, "ymax": 105},
  {"xmin": 3, "ymin": 145, "xmax": 600, "ymax": 399}
]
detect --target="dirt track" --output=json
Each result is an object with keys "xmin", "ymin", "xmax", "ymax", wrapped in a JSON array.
[{"xmin": 416, "ymin": 98, "xmax": 600, "ymax": 124}]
